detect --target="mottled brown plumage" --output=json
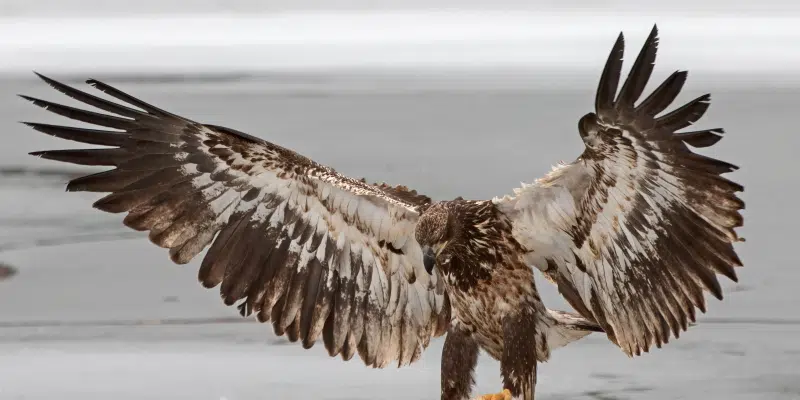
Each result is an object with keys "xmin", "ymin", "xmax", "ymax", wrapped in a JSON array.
[
  {"xmin": 21, "ymin": 24, "xmax": 743, "ymax": 400},
  {"xmin": 416, "ymin": 199, "xmax": 599, "ymax": 399}
]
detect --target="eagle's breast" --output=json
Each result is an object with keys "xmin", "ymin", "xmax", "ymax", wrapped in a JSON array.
[{"xmin": 442, "ymin": 254, "xmax": 541, "ymax": 360}]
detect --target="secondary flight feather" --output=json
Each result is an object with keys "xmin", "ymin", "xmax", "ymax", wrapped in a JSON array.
[{"xmin": 22, "ymin": 24, "xmax": 743, "ymax": 400}]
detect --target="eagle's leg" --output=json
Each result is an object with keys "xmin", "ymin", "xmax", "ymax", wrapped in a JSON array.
[
  {"xmin": 441, "ymin": 325, "xmax": 479, "ymax": 400},
  {"xmin": 501, "ymin": 310, "xmax": 538, "ymax": 400},
  {"xmin": 474, "ymin": 310, "xmax": 538, "ymax": 400}
]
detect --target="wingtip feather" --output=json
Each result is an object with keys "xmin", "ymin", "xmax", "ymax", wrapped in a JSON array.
[
  {"xmin": 32, "ymin": 71, "xmax": 58, "ymax": 86},
  {"xmin": 615, "ymin": 24, "xmax": 661, "ymax": 110},
  {"xmin": 18, "ymin": 94, "xmax": 36, "ymax": 103},
  {"xmin": 595, "ymin": 31, "xmax": 626, "ymax": 112}
]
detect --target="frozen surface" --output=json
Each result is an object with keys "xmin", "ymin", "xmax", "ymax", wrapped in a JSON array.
[
  {"xmin": 0, "ymin": 73, "xmax": 797, "ymax": 399},
  {"xmin": 1, "ymin": 325, "xmax": 799, "ymax": 400}
]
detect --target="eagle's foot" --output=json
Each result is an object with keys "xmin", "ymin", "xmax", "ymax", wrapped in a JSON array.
[{"xmin": 472, "ymin": 389, "xmax": 512, "ymax": 400}]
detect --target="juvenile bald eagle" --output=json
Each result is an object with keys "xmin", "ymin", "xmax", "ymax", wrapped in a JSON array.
[{"xmin": 22, "ymin": 25, "xmax": 743, "ymax": 400}]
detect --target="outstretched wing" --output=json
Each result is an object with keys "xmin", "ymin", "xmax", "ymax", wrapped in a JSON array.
[
  {"xmin": 494, "ymin": 25, "xmax": 744, "ymax": 356},
  {"xmin": 22, "ymin": 73, "xmax": 450, "ymax": 368}
]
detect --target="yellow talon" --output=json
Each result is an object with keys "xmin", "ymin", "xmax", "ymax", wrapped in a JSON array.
[{"xmin": 473, "ymin": 389, "xmax": 512, "ymax": 400}]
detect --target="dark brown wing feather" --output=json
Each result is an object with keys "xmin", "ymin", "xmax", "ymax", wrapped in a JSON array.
[
  {"xmin": 22, "ymin": 73, "xmax": 449, "ymax": 368},
  {"xmin": 496, "ymin": 25, "xmax": 744, "ymax": 356}
]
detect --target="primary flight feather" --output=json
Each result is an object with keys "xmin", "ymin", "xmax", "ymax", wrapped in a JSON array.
[{"xmin": 23, "ymin": 25, "xmax": 743, "ymax": 400}]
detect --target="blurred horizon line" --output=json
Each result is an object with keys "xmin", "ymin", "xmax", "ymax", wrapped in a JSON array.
[{"xmin": 1, "ymin": 12, "xmax": 798, "ymax": 78}]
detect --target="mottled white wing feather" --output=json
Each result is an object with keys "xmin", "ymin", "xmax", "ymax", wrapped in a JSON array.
[
  {"xmin": 22, "ymin": 73, "xmax": 450, "ymax": 368},
  {"xmin": 495, "ymin": 26, "xmax": 744, "ymax": 356}
]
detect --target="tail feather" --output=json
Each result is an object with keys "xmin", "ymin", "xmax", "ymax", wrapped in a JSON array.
[{"xmin": 546, "ymin": 309, "xmax": 603, "ymax": 351}]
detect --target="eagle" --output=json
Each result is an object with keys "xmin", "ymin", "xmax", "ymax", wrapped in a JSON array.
[{"xmin": 21, "ymin": 25, "xmax": 744, "ymax": 400}]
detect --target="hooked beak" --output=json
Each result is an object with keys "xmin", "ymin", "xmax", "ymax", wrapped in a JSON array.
[{"xmin": 422, "ymin": 246, "xmax": 436, "ymax": 275}]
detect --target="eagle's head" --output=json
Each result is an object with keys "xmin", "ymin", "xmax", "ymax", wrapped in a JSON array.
[
  {"xmin": 415, "ymin": 202, "xmax": 454, "ymax": 275},
  {"xmin": 414, "ymin": 199, "xmax": 504, "ymax": 275},
  {"xmin": 415, "ymin": 200, "xmax": 509, "ymax": 289}
]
